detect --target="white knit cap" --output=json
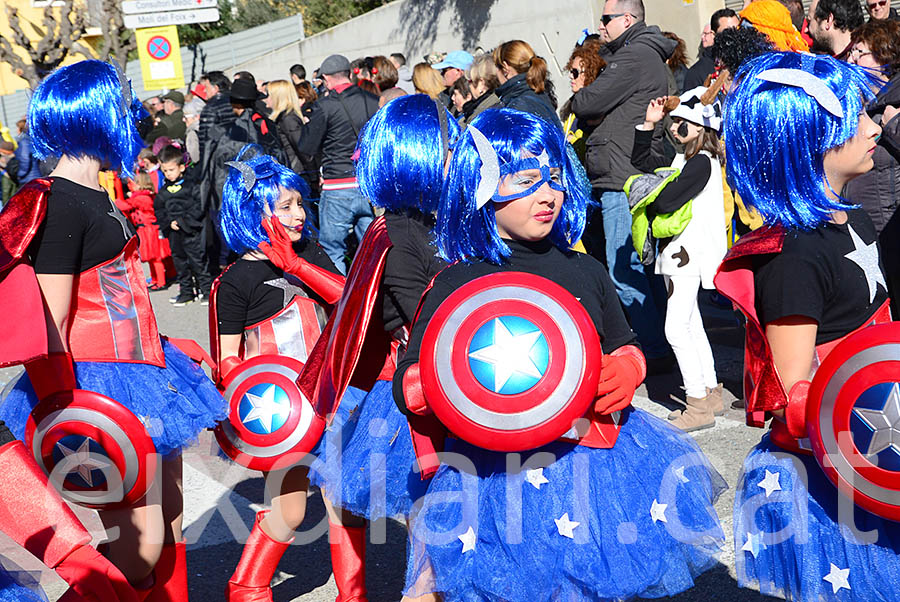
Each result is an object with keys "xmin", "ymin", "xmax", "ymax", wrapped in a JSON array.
[{"xmin": 669, "ymin": 86, "xmax": 723, "ymax": 133}]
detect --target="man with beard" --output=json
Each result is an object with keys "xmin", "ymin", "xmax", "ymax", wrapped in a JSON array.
[{"xmin": 807, "ymin": 0, "xmax": 865, "ymax": 58}]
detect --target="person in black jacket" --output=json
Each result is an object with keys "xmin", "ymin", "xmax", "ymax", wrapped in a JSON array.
[
  {"xmin": 197, "ymin": 71, "xmax": 234, "ymax": 160},
  {"xmin": 296, "ymin": 54, "xmax": 380, "ymax": 274},
  {"xmin": 684, "ymin": 9, "xmax": 739, "ymax": 91},
  {"xmin": 157, "ymin": 145, "xmax": 213, "ymax": 305},
  {"xmin": 492, "ymin": 40, "xmax": 562, "ymax": 129}
]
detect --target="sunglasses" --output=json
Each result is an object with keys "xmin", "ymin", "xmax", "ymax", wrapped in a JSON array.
[
  {"xmin": 570, "ymin": 68, "xmax": 581, "ymax": 79},
  {"xmin": 600, "ymin": 12, "xmax": 631, "ymax": 26},
  {"xmin": 868, "ymin": 0, "xmax": 887, "ymax": 8}
]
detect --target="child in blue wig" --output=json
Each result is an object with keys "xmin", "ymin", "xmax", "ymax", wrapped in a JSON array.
[
  {"xmin": 212, "ymin": 144, "xmax": 349, "ymax": 600},
  {"xmin": 301, "ymin": 93, "xmax": 460, "ymax": 601},
  {"xmin": 394, "ymin": 107, "xmax": 726, "ymax": 602},
  {"xmin": 716, "ymin": 52, "xmax": 894, "ymax": 601},
  {"xmin": 0, "ymin": 59, "xmax": 227, "ymax": 597}
]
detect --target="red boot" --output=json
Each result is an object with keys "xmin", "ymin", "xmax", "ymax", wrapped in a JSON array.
[
  {"xmin": 147, "ymin": 541, "xmax": 188, "ymax": 601},
  {"xmin": 329, "ymin": 522, "xmax": 368, "ymax": 602},
  {"xmin": 225, "ymin": 511, "xmax": 292, "ymax": 602}
]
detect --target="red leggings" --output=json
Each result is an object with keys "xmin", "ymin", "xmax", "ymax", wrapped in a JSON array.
[{"xmin": 149, "ymin": 257, "xmax": 176, "ymax": 287}]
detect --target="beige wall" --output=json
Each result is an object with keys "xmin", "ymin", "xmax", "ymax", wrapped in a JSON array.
[{"xmin": 643, "ymin": 0, "xmax": 726, "ymax": 62}]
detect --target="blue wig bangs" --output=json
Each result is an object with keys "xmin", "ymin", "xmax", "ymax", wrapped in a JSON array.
[
  {"xmin": 724, "ymin": 51, "xmax": 881, "ymax": 230},
  {"xmin": 28, "ymin": 60, "xmax": 145, "ymax": 176},
  {"xmin": 219, "ymin": 145, "xmax": 310, "ymax": 254},
  {"xmin": 436, "ymin": 108, "xmax": 588, "ymax": 264},
  {"xmin": 356, "ymin": 94, "xmax": 460, "ymax": 214}
]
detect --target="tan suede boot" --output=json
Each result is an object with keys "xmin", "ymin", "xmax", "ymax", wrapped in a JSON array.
[
  {"xmin": 669, "ymin": 394, "xmax": 716, "ymax": 432},
  {"xmin": 707, "ymin": 383, "xmax": 726, "ymax": 416}
]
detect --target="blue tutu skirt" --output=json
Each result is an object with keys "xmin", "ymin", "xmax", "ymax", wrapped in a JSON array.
[
  {"xmin": 0, "ymin": 339, "xmax": 227, "ymax": 457},
  {"xmin": 405, "ymin": 408, "xmax": 726, "ymax": 602},
  {"xmin": 309, "ymin": 379, "xmax": 427, "ymax": 520},
  {"xmin": 0, "ymin": 560, "xmax": 47, "ymax": 602},
  {"xmin": 735, "ymin": 434, "xmax": 900, "ymax": 601}
]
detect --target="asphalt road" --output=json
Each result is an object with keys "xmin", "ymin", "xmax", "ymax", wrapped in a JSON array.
[{"xmin": 0, "ymin": 285, "xmax": 781, "ymax": 602}]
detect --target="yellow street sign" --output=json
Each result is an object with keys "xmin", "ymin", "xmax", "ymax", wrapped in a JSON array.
[{"xmin": 136, "ymin": 25, "xmax": 185, "ymax": 91}]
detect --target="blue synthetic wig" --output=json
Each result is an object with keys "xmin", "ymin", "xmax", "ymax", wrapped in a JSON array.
[
  {"xmin": 219, "ymin": 145, "xmax": 311, "ymax": 254},
  {"xmin": 28, "ymin": 60, "xmax": 146, "ymax": 176},
  {"xmin": 435, "ymin": 108, "xmax": 588, "ymax": 264},
  {"xmin": 356, "ymin": 94, "xmax": 460, "ymax": 214},
  {"xmin": 724, "ymin": 51, "xmax": 882, "ymax": 230}
]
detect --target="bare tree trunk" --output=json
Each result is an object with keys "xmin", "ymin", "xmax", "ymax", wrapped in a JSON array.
[{"xmin": 96, "ymin": 0, "xmax": 137, "ymax": 68}]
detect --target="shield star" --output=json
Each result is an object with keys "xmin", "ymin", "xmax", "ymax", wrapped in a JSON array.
[
  {"xmin": 844, "ymin": 225, "xmax": 886, "ymax": 303},
  {"xmin": 757, "ymin": 469, "xmax": 782, "ymax": 498},
  {"xmin": 458, "ymin": 526, "xmax": 476, "ymax": 553},
  {"xmin": 241, "ymin": 385, "xmax": 290, "ymax": 433},
  {"xmin": 468, "ymin": 318, "xmax": 543, "ymax": 393},
  {"xmin": 56, "ymin": 438, "xmax": 111, "ymax": 487},
  {"xmin": 741, "ymin": 531, "xmax": 767, "ymax": 558},
  {"xmin": 555, "ymin": 513, "xmax": 580, "ymax": 538},
  {"xmin": 525, "ymin": 467, "xmax": 549, "ymax": 490},
  {"xmin": 823, "ymin": 563, "xmax": 851, "ymax": 594},
  {"xmin": 650, "ymin": 499, "xmax": 668, "ymax": 523},
  {"xmin": 854, "ymin": 383, "xmax": 900, "ymax": 460}
]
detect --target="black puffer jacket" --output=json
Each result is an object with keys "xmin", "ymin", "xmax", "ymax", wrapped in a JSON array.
[
  {"xmin": 570, "ymin": 23, "xmax": 676, "ymax": 191},
  {"xmin": 198, "ymin": 93, "xmax": 236, "ymax": 160},
  {"xmin": 495, "ymin": 74, "xmax": 561, "ymax": 129},
  {"xmin": 276, "ymin": 110, "xmax": 321, "ymax": 198},
  {"xmin": 296, "ymin": 84, "xmax": 379, "ymax": 180}
]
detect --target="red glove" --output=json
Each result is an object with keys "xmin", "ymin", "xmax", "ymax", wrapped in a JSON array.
[
  {"xmin": 55, "ymin": 546, "xmax": 139, "ymax": 602},
  {"xmin": 594, "ymin": 345, "xmax": 646, "ymax": 415},
  {"xmin": 402, "ymin": 364, "xmax": 431, "ymax": 416},
  {"xmin": 24, "ymin": 352, "xmax": 77, "ymax": 400},
  {"xmin": 785, "ymin": 380, "xmax": 811, "ymax": 439},
  {"xmin": 217, "ymin": 355, "xmax": 243, "ymax": 385},
  {"xmin": 258, "ymin": 216, "xmax": 345, "ymax": 304}
]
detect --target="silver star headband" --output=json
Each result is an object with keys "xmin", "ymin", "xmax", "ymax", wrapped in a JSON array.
[
  {"xmin": 109, "ymin": 59, "xmax": 133, "ymax": 115},
  {"xmin": 225, "ymin": 160, "xmax": 257, "ymax": 191},
  {"xmin": 469, "ymin": 125, "xmax": 502, "ymax": 209},
  {"xmin": 755, "ymin": 68, "xmax": 843, "ymax": 118}
]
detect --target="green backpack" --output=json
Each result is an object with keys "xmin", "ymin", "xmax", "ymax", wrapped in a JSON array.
[{"xmin": 624, "ymin": 167, "xmax": 693, "ymax": 265}]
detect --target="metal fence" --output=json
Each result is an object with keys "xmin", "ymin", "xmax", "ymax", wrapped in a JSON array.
[{"xmin": 0, "ymin": 12, "xmax": 304, "ymax": 126}]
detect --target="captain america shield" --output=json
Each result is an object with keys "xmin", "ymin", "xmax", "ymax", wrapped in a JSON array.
[
  {"xmin": 25, "ymin": 390, "xmax": 157, "ymax": 509},
  {"xmin": 215, "ymin": 354, "xmax": 325, "ymax": 471},
  {"xmin": 419, "ymin": 272, "xmax": 602, "ymax": 452},
  {"xmin": 807, "ymin": 323, "xmax": 900, "ymax": 522}
]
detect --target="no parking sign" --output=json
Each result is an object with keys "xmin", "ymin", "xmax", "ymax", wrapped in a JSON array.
[{"xmin": 136, "ymin": 25, "xmax": 185, "ymax": 91}]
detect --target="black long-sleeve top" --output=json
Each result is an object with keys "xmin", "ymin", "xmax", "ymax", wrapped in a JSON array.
[
  {"xmin": 631, "ymin": 127, "xmax": 711, "ymax": 217},
  {"xmin": 392, "ymin": 238, "xmax": 637, "ymax": 413}
]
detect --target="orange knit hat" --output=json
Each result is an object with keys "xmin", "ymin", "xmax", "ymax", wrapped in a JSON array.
[{"xmin": 740, "ymin": 0, "xmax": 809, "ymax": 52}]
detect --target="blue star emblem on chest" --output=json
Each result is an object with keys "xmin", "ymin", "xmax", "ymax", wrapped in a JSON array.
[
  {"xmin": 467, "ymin": 316, "xmax": 550, "ymax": 395},
  {"xmin": 850, "ymin": 382, "xmax": 900, "ymax": 471},
  {"xmin": 238, "ymin": 383, "xmax": 291, "ymax": 434}
]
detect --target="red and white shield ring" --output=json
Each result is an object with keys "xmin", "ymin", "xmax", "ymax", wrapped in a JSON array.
[
  {"xmin": 26, "ymin": 390, "xmax": 157, "ymax": 509},
  {"xmin": 420, "ymin": 272, "xmax": 602, "ymax": 452},
  {"xmin": 807, "ymin": 323, "xmax": 900, "ymax": 521},
  {"xmin": 215, "ymin": 354, "xmax": 325, "ymax": 471}
]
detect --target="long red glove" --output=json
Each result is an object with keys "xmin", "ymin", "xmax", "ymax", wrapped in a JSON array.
[
  {"xmin": 0, "ymin": 440, "xmax": 137, "ymax": 601},
  {"xmin": 257, "ymin": 216, "xmax": 345, "ymax": 304},
  {"xmin": 24, "ymin": 352, "xmax": 77, "ymax": 400},
  {"xmin": 402, "ymin": 364, "xmax": 431, "ymax": 416},
  {"xmin": 594, "ymin": 345, "xmax": 646, "ymax": 415},
  {"xmin": 784, "ymin": 380, "xmax": 811, "ymax": 439}
]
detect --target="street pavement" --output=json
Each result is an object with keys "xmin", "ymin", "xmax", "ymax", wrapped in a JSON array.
[{"xmin": 0, "ymin": 285, "xmax": 781, "ymax": 601}]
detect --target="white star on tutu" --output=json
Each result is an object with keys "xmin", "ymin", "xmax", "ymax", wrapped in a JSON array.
[
  {"xmin": 468, "ymin": 318, "xmax": 543, "ymax": 392},
  {"xmin": 555, "ymin": 513, "xmax": 580, "ymax": 538},
  {"xmin": 854, "ymin": 384, "xmax": 900, "ymax": 460},
  {"xmin": 823, "ymin": 563, "xmax": 851, "ymax": 594},
  {"xmin": 757, "ymin": 469, "xmax": 782, "ymax": 498},
  {"xmin": 844, "ymin": 225, "xmax": 886, "ymax": 303},
  {"xmin": 458, "ymin": 526, "xmax": 476, "ymax": 553},
  {"xmin": 525, "ymin": 467, "xmax": 549, "ymax": 490},
  {"xmin": 241, "ymin": 386, "xmax": 290, "ymax": 433},
  {"xmin": 56, "ymin": 438, "xmax": 111, "ymax": 487},
  {"xmin": 650, "ymin": 499, "xmax": 668, "ymax": 523},
  {"xmin": 673, "ymin": 465, "xmax": 690, "ymax": 484},
  {"xmin": 741, "ymin": 531, "xmax": 766, "ymax": 558}
]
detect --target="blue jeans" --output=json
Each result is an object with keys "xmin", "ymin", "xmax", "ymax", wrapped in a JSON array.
[
  {"xmin": 318, "ymin": 186, "xmax": 375, "ymax": 275},
  {"xmin": 596, "ymin": 189, "xmax": 670, "ymax": 358}
]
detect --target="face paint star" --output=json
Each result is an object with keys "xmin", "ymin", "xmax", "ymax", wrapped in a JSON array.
[
  {"xmin": 741, "ymin": 531, "xmax": 767, "ymax": 558},
  {"xmin": 757, "ymin": 469, "xmax": 782, "ymax": 498},
  {"xmin": 458, "ymin": 526, "xmax": 476, "ymax": 553},
  {"xmin": 844, "ymin": 224, "xmax": 886, "ymax": 303},
  {"xmin": 854, "ymin": 383, "xmax": 900, "ymax": 460},
  {"xmin": 555, "ymin": 513, "xmax": 580, "ymax": 538},
  {"xmin": 525, "ymin": 467, "xmax": 549, "ymax": 490},
  {"xmin": 468, "ymin": 318, "xmax": 543, "ymax": 393},
  {"xmin": 650, "ymin": 499, "xmax": 668, "ymax": 523},
  {"xmin": 241, "ymin": 385, "xmax": 290, "ymax": 433},
  {"xmin": 823, "ymin": 563, "xmax": 851, "ymax": 594},
  {"xmin": 56, "ymin": 438, "xmax": 111, "ymax": 487}
]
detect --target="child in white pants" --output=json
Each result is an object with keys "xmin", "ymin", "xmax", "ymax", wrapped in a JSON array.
[{"xmin": 631, "ymin": 86, "xmax": 727, "ymax": 431}]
